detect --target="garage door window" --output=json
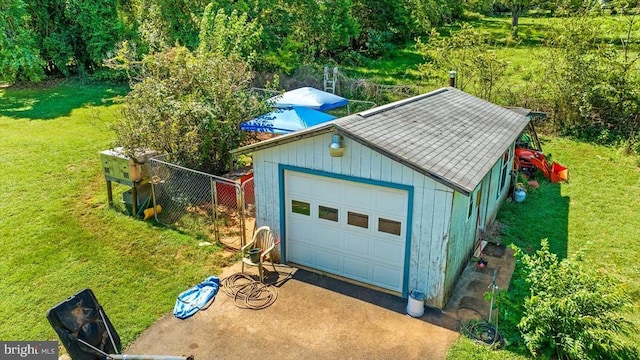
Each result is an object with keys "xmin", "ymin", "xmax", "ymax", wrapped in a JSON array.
[
  {"xmin": 291, "ymin": 200, "xmax": 310, "ymax": 216},
  {"xmin": 319, "ymin": 205, "xmax": 339, "ymax": 222},
  {"xmin": 378, "ymin": 218, "xmax": 401, "ymax": 235},
  {"xmin": 347, "ymin": 211, "xmax": 369, "ymax": 229}
]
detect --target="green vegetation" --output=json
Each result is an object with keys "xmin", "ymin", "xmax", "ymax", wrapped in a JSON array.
[
  {"xmin": 2, "ymin": 4, "xmax": 640, "ymax": 358},
  {"xmin": 1, "ymin": 81, "xmax": 638, "ymax": 359},
  {"xmin": 447, "ymin": 337, "xmax": 530, "ymax": 360},
  {"xmin": 1, "ymin": 0, "xmax": 464, "ymax": 82},
  {"xmin": 414, "ymin": 12, "xmax": 640, "ymax": 150},
  {"xmin": 111, "ymin": 7, "xmax": 272, "ymax": 175},
  {"xmin": 4, "ymin": 1, "xmax": 639, "ymax": 151},
  {"xmin": 448, "ymin": 137, "xmax": 640, "ymax": 359},
  {"xmin": 516, "ymin": 240, "xmax": 635, "ymax": 359},
  {"xmin": 0, "ymin": 81, "xmax": 234, "ymax": 343}
]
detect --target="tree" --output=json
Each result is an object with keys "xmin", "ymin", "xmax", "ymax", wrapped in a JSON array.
[
  {"xmin": 190, "ymin": 0, "xmax": 359, "ymax": 70},
  {"xmin": 24, "ymin": 0, "xmax": 125, "ymax": 76},
  {"xmin": 315, "ymin": 0, "xmax": 360, "ymax": 56},
  {"xmin": 135, "ymin": 0, "xmax": 209, "ymax": 52},
  {"xmin": 351, "ymin": 0, "xmax": 412, "ymax": 44},
  {"xmin": 540, "ymin": 12, "xmax": 640, "ymax": 143},
  {"xmin": 416, "ymin": 24, "xmax": 507, "ymax": 102},
  {"xmin": 278, "ymin": 0, "xmax": 359, "ymax": 59},
  {"xmin": 198, "ymin": 5, "xmax": 262, "ymax": 62},
  {"xmin": 463, "ymin": 0, "xmax": 495, "ymax": 14},
  {"xmin": 114, "ymin": 47, "xmax": 271, "ymax": 174},
  {"xmin": 112, "ymin": 5, "xmax": 273, "ymax": 173},
  {"xmin": 65, "ymin": 0, "xmax": 126, "ymax": 72},
  {"xmin": 0, "ymin": 0, "xmax": 45, "ymax": 82},
  {"xmin": 505, "ymin": 0, "xmax": 531, "ymax": 36},
  {"xmin": 493, "ymin": 0, "xmax": 557, "ymax": 36},
  {"xmin": 408, "ymin": 0, "xmax": 464, "ymax": 33}
]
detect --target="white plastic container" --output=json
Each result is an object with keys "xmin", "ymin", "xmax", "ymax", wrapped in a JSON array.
[{"xmin": 406, "ymin": 290, "xmax": 425, "ymax": 317}]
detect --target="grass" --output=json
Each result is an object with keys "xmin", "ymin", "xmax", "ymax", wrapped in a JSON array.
[
  {"xmin": 342, "ymin": 12, "xmax": 639, "ymax": 99},
  {"xmin": 3, "ymin": 81, "xmax": 637, "ymax": 359},
  {"xmin": 341, "ymin": 47, "xmax": 426, "ymax": 85},
  {"xmin": 0, "ymin": 80, "xmax": 234, "ymax": 345},
  {"xmin": 362, "ymin": 14, "xmax": 640, "ymax": 356},
  {"xmin": 0, "ymin": 79, "xmax": 124, "ymax": 119},
  {"xmin": 447, "ymin": 337, "xmax": 530, "ymax": 360},
  {"xmin": 447, "ymin": 137, "xmax": 640, "ymax": 358}
]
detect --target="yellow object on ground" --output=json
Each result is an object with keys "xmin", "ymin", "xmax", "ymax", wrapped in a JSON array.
[{"xmin": 144, "ymin": 205, "xmax": 162, "ymax": 220}]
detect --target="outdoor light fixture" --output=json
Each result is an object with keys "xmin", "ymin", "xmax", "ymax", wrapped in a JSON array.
[{"xmin": 329, "ymin": 133, "xmax": 345, "ymax": 157}]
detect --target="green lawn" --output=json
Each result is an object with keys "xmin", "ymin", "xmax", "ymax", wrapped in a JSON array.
[
  {"xmin": 2, "ymin": 81, "xmax": 638, "ymax": 359},
  {"xmin": 342, "ymin": 13, "xmax": 639, "ymax": 99},
  {"xmin": 0, "ymin": 80, "xmax": 233, "ymax": 344}
]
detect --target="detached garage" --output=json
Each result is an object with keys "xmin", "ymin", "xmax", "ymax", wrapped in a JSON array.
[{"xmin": 232, "ymin": 87, "xmax": 528, "ymax": 308}]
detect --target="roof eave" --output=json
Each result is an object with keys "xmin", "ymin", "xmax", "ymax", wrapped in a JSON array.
[
  {"xmin": 336, "ymin": 130, "xmax": 473, "ymax": 196},
  {"xmin": 231, "ymin": 124, "xmax": 336, "ymax": 155}
]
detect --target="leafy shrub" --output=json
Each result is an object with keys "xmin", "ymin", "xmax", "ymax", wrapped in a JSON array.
[
  {"xmin": 516, "ymin": 239, "xmax": 638, "ymax": 360},
  {"xmin": 362, "ymin": 29, "xmax": 396, "ymax": 58},
  {"xmin": 261, "ymin": 36, "xmax": 310, "ymax": 74},
  {"xmin": 198, "ymin": 6, "xmax": 262, "ymax": 63},
  {"xmin": 461, "ymin": 11, "xmax": 485, "ymax": 21},
  {"xmin": 416, "ymin": 24, "xmax": 507, "ymax": 102},
  {"xmin": 336, "ymin": 50, "xmax": 367, "ymax": 67},
  {"xmin": 112, "ymin": 7, "xmax": 275, "ymax": 175},
  {"xmin": 540, "ymin": 14, "xmax": 640, "ymax": 146},
  {"xmin": 113, "ymin": 47, "xmax": 271, "ymax": 175}
]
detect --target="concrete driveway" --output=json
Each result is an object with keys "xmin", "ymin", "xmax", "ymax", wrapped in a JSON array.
[{"xmin": 126, "ymin": 263, "xmax": 460, "ymax": 360}]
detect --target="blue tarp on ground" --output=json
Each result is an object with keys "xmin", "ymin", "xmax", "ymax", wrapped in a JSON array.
[
  {"xmin": 269, "ymin": 87, "xmax": 348, "ymax": 111},
  {"xmin": 240, "ymin": 106, "xmax": 337, "ymax": 134},
  {"xmin": 173, "ymin": 276, "xmax": 220, "ymax": 319}
]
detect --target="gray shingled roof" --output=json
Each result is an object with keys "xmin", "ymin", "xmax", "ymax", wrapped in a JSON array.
[{"xmin": 233, "ymin": 87, "xmax": 529, "ymax": 195}]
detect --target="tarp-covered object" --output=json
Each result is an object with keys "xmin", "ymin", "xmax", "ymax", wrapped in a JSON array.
[
  {"xmin": 240, "ymin": 106, "xmax": 337, "ymax": 134},
  {"xmin": 269, "ymin": 87, "xmax": 348, "ymax": 111},
  {"xmin": 174, "ymin": 276, "xmax": 220, "ymax": 319},
  {"xmin": 47, "ymin": 288, "xmax": 121, "ymax": 360}
]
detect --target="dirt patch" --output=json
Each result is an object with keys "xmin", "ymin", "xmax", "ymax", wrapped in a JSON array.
[
  {"xmin": 169, "ymin": 203, "xmax": 256, "ymax": 251},
  {"xmin": 484, "ymin": 220, "xmax": 505, "ymax": 244},
  {"xmin": 482, "ymin": 243, "xmax": 506, "ymax": 257}
]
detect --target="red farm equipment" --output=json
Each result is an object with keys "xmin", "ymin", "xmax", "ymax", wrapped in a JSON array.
[{"xmin": 510, "ymin": 108, "xmax": 569, "ymax": 183}]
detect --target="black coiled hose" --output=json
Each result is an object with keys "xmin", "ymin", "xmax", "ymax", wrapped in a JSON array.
[
  {"xmin": 461, "ymin": 320, "xmax": 504, "ymax": 348},
  {"xmin": 221, "ymin": 273, "xmax": 278, "ymax": 310},
  {"xmin": 458, "ymin": 306, "xmax": 505, "ymax": 348}
]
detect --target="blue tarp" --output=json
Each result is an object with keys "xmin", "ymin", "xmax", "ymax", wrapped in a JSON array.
[
  {"xmin": 173, "ymin": 276, "xmax": 220, "ymax": 319},
  {"xmin": 240, "ymin": 106, "xmax": 337, "ymax": 134},
  {"xmin": 269, "ymin": 87, "xmax": 348, "ymax": 111}
]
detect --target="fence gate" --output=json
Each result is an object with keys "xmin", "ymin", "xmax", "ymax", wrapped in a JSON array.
[{"xmin": 148, "ymin": 155, "xmax": 254, "ymax": 250}]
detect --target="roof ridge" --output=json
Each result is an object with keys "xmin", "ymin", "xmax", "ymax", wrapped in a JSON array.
[{"xmin": 358, "ymin": 87, "xmax": 450, "ymax": 118}]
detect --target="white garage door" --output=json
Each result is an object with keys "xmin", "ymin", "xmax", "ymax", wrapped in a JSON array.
[{"xmin": 285, "ymin": 170, "xmax": 409, "ymax": 293}]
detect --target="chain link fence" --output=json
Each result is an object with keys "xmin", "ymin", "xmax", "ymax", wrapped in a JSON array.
[{"xmin": 148, "ymin": 154, "xmax": 254, "ymax": 250}]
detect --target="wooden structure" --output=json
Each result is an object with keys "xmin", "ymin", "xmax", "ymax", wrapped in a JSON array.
[
  {"xmin": 232, "ymin": 87, "xmax": 529, "ymax": 308},
  {"xmin": 100, "ymin": 148, "xmax": 156, "ymax": 216}
]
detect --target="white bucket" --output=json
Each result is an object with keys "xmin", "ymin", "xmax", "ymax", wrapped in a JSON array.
[{"xmin": 406, "ymin": 290, "xmax": 425, "ymax": 317}]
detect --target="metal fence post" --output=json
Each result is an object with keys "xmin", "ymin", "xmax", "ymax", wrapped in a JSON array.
[
  {"xmin": 236, "ymin": 184, "xmax": 245, "ymax": 248},
  {"xmin": 211, "ymin": 179, "xmax": 220, "ymax": 246}
]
